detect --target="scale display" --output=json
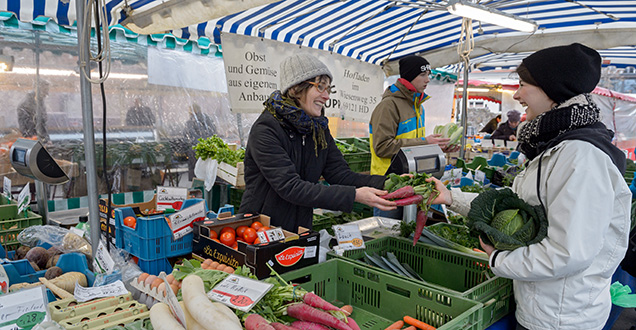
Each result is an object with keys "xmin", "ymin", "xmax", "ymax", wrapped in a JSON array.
[
  {"xmin": 415, "ymin": 155, "xmax": 440, "ymax": 173},
  {"xmin": 386, "ymin": 144, "xmax": 445, "ymax": 178}
]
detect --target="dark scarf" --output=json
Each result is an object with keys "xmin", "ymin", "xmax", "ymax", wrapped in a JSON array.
[
  {"xmin": 264, "ymin": 91, "xmax": 329, "ymax": 157},
  {"xmin": 518, "ymin": 93, "xmax": 625, "ymax": 174}
]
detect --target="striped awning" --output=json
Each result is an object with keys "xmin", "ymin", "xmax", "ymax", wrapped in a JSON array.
[{"xmin": 3, "ymin": 0, "xmax": 636, "ymax": 72}]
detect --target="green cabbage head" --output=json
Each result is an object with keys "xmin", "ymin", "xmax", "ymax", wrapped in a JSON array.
[{"xmin": 468, "ymin": 188, "xmax": 547, "ymax": 250}]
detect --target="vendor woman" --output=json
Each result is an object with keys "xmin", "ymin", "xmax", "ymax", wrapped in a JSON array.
[{"xmin": 239, "ymin": 54, "xmax": 396, "ymax": 232}]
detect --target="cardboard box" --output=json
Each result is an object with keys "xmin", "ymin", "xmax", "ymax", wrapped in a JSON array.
[
  {"xmin": 98, "ymin": 195, "xmax": 158, "ymax": 247},
  {"xmin": 193, "ymin": 213, "xmax": 319, "ymax": 279}
]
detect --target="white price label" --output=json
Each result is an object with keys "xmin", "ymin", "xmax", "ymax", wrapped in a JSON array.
[
  {"xmin": 208, "ymin": 275, "xmax": 273, "ymax": 312},
  {"xmin": 168, "ymin": 201, "xmax": 206, "ymax": 240},
  {"xmin": 92, "ymin": 240, "xmax": 115, "ymax": 274},
  {"xmin": 0, "ymin": 265, "xmax": 8, "ymax": 294},
  {"xmin": 333, "ymin": 224, "xmax": 365, "ymax": 250},
  {"xmin": 3, "ymin": 177, "xmax": 10, "ymax": 200},
  {"xmin": 474, "ymin": 170, "xmax": 486, "ymax": 184},
  {"xmin": 17, "ymin": 184, "xmax": 30, "ymax": 214},
  {"xmin": 0, "ymin": 286, "xmax": 48, "ymax": 330},
  {"xmin": 256, "ymin": 228, "xmax": 285, "ymax": 243},
  {"xmin": 451, "ymin": 168, "xmax": 463, "ymax": 186},
  {"xmin": 74, "ymin": 280, "xmax": 128, "ymax": 303},
  {"xmin": 156, "ymin": 186, "xmax": 188, "ymax": 211}
]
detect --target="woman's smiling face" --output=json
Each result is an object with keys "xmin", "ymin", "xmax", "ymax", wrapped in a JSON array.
[
  {"xmin": 298, "ymin": 76, "xmax": 331, "ymax": 117},
  {"xmin": 513, "ymin": 80, "xmax": 556, "ymax": 121}
]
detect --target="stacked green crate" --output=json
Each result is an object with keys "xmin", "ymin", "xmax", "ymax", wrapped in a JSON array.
[
  {"xmin": 335, "ymin": 138, "xmax": 371, "ymax": 173},
  {"xmin": 0, "ymin": 204, "xmax": 43, "ymax": 252}
]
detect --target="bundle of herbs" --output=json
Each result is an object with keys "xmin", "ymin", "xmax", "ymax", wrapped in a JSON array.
[
  {"xmin": 383, "ymin": 172, "xmax": 439, "ymax": 245},
  {"xmin": 193, "ymin": 135, "xmax": 245, "ymax": 165}
]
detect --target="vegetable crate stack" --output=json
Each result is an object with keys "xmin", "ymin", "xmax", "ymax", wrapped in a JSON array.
[
  {"xmin": 192, "ymin": 213, "xmax": 320, "ymax": 279},
  {"xmin": 114, "ymin": 199, "xmax": 206, "ymax": 275},
  {"xmin": 98, "ymin": 194, "xmax": 158, "ymax": 248},
  {"xmin": 335, "ymin": 138, "xmax": 371, "ymax": 173},
  {"xmin": 281, "ymin": 258, "xmax": 484, "ymax": 329},
  {"xmin": 48, "ymin": 293, "xmax": 151, "ymax": 330},
  {"xmin": 0, "ymin": 200, "xmax": 43, "ymax": 252},
  {"xmin": 330, "ymin": 236, "xmax": 514, "ymax": 328}
]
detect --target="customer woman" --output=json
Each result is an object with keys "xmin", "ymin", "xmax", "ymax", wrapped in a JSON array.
[
  {"xmin": 239, "ymin": 54, "xmax": 395, "ymax": 232},
  {"xmin": 428, "ymin": 43, "xmax": 631, "ymax": 330}
]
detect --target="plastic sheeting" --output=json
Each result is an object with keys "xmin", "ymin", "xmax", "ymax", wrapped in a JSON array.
[{"xmin": 0, "ymin": 27, "xmax": 247, "ymax": 198}]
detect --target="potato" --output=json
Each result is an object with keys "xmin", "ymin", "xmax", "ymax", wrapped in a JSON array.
[
  {"xmin": 45, "ymin": 266, "xmax": 64, "ymax": 280},
  {"xmin": 47, "ymin": 246, "xmax": 62, "ymax": 258},
  {"xmin": 29, "ymin": 260, "xmax": 40, "ymax": 272},
  {"xmin": 25, "ymin": 246, "xmax": 49, "ymax": 270},
  {"xmin": 46, "ymin": 254, "xmax": 60, "ymax": 269},
  {"xmin": 15, "ymin": 246, "xmax": 30, "ymax": 260}
]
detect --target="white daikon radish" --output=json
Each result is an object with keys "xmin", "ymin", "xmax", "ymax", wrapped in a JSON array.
[
  {"xmin": 149, "ymin": 302, "xmax": 185, "ymax": 330},
  {"xmin": 181, "ymin": 275, "xmax": 242, "ymax": 330}
]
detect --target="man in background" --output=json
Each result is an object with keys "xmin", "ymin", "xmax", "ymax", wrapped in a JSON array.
[
  {"xmin": 480, "ymin": 114, "xmax": 501, "ymax": 134},
  {"xmin": 17, "ymin": 80, "xmax": 50, "ymax": 142},
  {"xmin": 125, "ymin": 98, "xmax": 155, "ymax": 127}
]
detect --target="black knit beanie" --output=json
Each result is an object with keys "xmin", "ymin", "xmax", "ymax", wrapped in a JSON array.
[
  {"xmin": 519, "ymin": 43, "xmax": 601, "ymax": 104},
  {"xmin": 399, "ymin": 55, "xmax": 431, "ymax": 82}
]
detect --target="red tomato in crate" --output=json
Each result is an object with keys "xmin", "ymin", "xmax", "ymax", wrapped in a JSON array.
[
  {"xmin": 243, "ymin": 228, "xmax": 257, "ymax": 244},
  {"xmin": 124, "ymin": 216, "xmax": 137, "ymax": 229},
  {"xmin": 209, "ymin": 230, "xmax": 218, "ymax": 240},
  {"xmin": 250, "ymin": 221, "xmax": 264, "ymax": 231},
  {"xmin": 220, "ymin": 226, "xmax": 235, "ymax": 235},
  {"xmin": 235, "ymin": 225, "xmax": 249, "ymax": 238},
  {"xmin": 257, "ymin": 226, "xmax": 271, "ymax": 233},
  {"xmin": 220, "ymin": 232, "xmax": 236, "ymax": 247}
]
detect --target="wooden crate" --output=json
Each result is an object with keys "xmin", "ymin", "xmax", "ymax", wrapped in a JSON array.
[{"xmin": 217, "ymin": 161, "xmax": 245, "ymax": 187}]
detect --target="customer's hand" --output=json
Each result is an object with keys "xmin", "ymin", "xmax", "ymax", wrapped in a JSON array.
[
  {"xmin": 442, "ymin": 144, "xmax": 461, "ymax": 153},
  {"xmin": 425, "ymin": 177, "xmax": 452, "ymax": 205},
  {"xmin": 355, "ymin": 187, "xmax": 396, "ymax": 211},
  {"xmin": 479, "ymin": 237, "xmax": 496, "ymax": 256},
  {"xmin": 509, "ymin": 135, "xmax": 517, "ymax": 141}
]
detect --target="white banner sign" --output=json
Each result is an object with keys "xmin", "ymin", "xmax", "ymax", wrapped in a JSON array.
[{"xmin": 221, "ymin": 33, "xmax": 384, "ymax": 122}]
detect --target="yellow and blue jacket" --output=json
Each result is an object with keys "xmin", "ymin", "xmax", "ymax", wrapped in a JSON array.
[{"xmin": 369, "ymin": 79, "xmax": 431, "ymax": 175}]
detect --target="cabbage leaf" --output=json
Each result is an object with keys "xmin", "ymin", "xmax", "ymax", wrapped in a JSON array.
[{"xmin": 467, "ymin": 188, "xmax": 548, "ymax": 250}]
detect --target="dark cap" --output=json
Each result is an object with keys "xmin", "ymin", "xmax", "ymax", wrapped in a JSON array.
[
  {"xmin": 518, "ymin": 43, "xmax": 601, "ymax": 103},
  {"xmin": 399, "ymin": 55, "xmax": 431, "ymax": 82}
]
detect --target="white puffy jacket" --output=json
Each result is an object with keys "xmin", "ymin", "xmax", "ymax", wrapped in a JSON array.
[{"xmin": 451, "ymin": 140, "xmax": 631, "ymax": 330}]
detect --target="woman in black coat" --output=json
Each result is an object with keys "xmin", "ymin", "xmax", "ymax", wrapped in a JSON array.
[
  {"xmin": 491, "ymin": 110, "xmax": 521, "ymax": 141},
  {"xmin": 239, "ymin": 54, "xmax": 396, "ymax": 232}
]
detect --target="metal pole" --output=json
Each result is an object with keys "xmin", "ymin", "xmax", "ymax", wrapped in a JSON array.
[
  {"xmin": 34, "ymin": 181, "xmax": 48, "ymax": 223},
  {"xmin": 76, "ymin": 0, "xmax": 100, "ymax": 259},
  {"xmin": 459, "ymin": 58, "xmax": 469, "ymax": 159}
]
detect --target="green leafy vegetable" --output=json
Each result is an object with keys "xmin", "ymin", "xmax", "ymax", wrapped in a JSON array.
[
  {"xmin": 335, "ymin": 142, "xmax": 358, "ymax": 154},
  {"xmin": 193, "ymin": 135, "xmax": 245, "ymax": 164},
  {"xmin": 468, "ymin": 188, "xmax": 548, "ymax": 250}
]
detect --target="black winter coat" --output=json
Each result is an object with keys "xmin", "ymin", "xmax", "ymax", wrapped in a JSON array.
[
  {"xmin": 491, "ymin": 121, "xmax": 517, "ymax": 140},
  {"xmin": 239, "ymin": 111, "xmax": 386, "ymax": 232}
]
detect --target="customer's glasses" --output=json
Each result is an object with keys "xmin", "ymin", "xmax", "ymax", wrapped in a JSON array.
[{"xmin": 308, "ymin": 81, "xmax": 336, "ymax": 94}]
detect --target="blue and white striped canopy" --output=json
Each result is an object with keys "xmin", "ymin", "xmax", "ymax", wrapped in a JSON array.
[{"xmin": 4, "ymin": 0, "xmax": 636, "ymax": 72}]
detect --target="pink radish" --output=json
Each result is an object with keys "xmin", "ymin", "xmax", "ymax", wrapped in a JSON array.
[
  {"xmin": 291, "ymin": 321, "xmax": 331, "ymax": 330},
  {"xmin": 271, "ymin": 322, "xmax": 301, "ymax": 330},
  {"xmin": 287, "ymin": 303, "xmax": 353, "ymax": 330},
  {"xmin": 302, "ymin": 292, "xmax": 340, "ymax": 311},
  {"xmin": 382, "ymin": 186, "xmax": 415, "ymax": 200},
  {"xmin": 412, "ymin": 208, "xmax": 428, "ymax": 245},
  {"xmin": 245, "ymin": 314, "xmax": 275, "ymax": 330},
  {"xmin": 347, "ymin": 317, "xmax": 361, "ymax": 330},
  {"xmin": 394, "ymin": 194, "xmax": 424, "ymax": 206}
]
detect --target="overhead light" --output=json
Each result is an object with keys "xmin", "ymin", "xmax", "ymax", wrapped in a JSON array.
[
  {"xmin": 0, "ymin": 54, "xmax": 14, "ymax": 72},
  {"xmin": 446, "ymin": 0, "xmax": 538, "ymax": 33},
  {"xmin": 456, "ymin": 87, "xmax": 491, "ymax": 92},
  {"xmin": 9, "ymin": 67, "xmax": 147, "ymax": 79}
]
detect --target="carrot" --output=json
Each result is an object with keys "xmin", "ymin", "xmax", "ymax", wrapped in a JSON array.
[
  {"xmin": 412, "ymin": 208, "xmax": 428, "ymax": 245},
  {"xmin": 271, "ymin": 322, "xmax": 301, "ymax": 330},
  {"xmin": 394, "ymin": 194, "xmax": 424, "ymax": 206},
  {"xmin": 303, "ymin": 292, "xmax": 340, "ymax": 311},
  {"xmin": 291, "ymin": 321, "xmax": 330, "ymax": 330},
  {"xmin": 403, "ymin": 326, "xmax": 417, "ymax": 330},
  {"xmin": 245, "ymin": 313, "xmax": 275, "ymax": 330},
  {"xmin": 382, "ymin": 186, "xmax": 415, "ymax": 200},
  {"xmin": 403, "ymin": 316, "xmax": 436, "ymax": 330},
  {"xmin": 287, "ymin": 303, "xmax": 353, "ymax": 330},
  {"xmin": 347, "ymin": 317, "xmax": 361, "ymax": 330},
  {"xmin": 384, "ymin": 320, "xmax": 404, "ymax": 330}
]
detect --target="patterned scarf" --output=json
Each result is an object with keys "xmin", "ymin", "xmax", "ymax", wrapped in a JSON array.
[
  {"xmin": 264, "ymin": 91, "xmax": 329, "ymax": 157},
  {"xmin": 517, "ymin": 94, "xmax": 601, "ymax": 161}
]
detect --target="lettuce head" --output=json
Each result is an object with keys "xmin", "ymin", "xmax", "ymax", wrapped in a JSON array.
[{"xmin": 468, "ymin": 188, "xmax": 548, "ymax": 250}]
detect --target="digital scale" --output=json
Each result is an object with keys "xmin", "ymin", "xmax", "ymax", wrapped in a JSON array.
[
  {"xmin": 9, "ymin": 139, "xmax": 70, "ymax": 222},
  {"xmin": 386, "ymin": 144, "xmax": 446, "ymax": 179}
]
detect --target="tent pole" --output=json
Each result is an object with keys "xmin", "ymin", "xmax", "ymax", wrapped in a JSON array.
[
  {"xmin": 459, "ymin": 58, "xmax": 469, "ymax": 159},
  {"xmin": 76, "ymin": 0, "xmax": 100, "ymax": 260}
]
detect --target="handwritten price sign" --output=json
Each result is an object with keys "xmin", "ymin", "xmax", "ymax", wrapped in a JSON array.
[{"xmin": 207, "ymin": 275, "xmax": 273, "ymax": 312}]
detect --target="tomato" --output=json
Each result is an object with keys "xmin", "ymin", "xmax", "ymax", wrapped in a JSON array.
[
  {"xmin": 250, "ymin": 221, "xmax": 264, "ymax": 231},
  {"xmin": 209, "ymin": 230, "xmax": 218, "ymax": 240},
  {"xmin": 253, "ymin": 238, "xmax": 261, "ymax": 245},
  {"xmin": 124, "ymin": 216, "xmax": 137, "ymax": 229},
  {"xmin": 243, "ymin": 228, "xmax": 257, "ymax": 244},
  {"xmin": 220, "ymin": 226, "xmax": 235, "ymax": 235},
  {"xmin": 219, "ymin": 232, "xmax": 236, "ymax": 247},
  {"xmin": 131, "ymin": 256, "xmax": 139, "ymax": 264},
  {"xmin": 257, "ymin": 226, "xmax": 271, "ymax": 233},
  {"xmin": 211, "ymin": 238, "xmax": 220, "ymax": 243},
  {"xmin": 235, "ymin": 225, "xmax": 249, "ymax": 238}
]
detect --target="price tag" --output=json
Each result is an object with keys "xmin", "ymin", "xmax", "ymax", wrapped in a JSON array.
[
  {"xmin": 156, "ymin": 186, "xmax": 188, "ymax": 211},
  {"xmin": 159, "ymin": 273, "xmax": 186, "ymax": 328},
  {"xmin": 333, "ymin": 224, "xmax": 365, "ymax": 250},
  {"xmin": 167, "ymin": 201, "xmax": 206, "ymax": 240},
  {"xmin": 74, "ymin": 280, "xmax": 128, "ymax": 303},
  {"xmin": 451, "ymin": 168, "xmax": 463, "ymax": 186},
  {"xmin": 92, "ymin": 240, "xmax": 115, "ymax": 274},
  {"xmin": 17, "ymin": 184, "xmax": 30, "ymax": 214},
  {"xmin": 474, "ymin": 170, "xmax": 486, "ymax": 184},
  {"xmin": 3, "ymin": 177, "xmax": 10, "ymax": 200},
  {"xmin": 0, "ymin": 265, "xmax": 8, "ymax": 294},
  {"xmin": 0, "ymin": 286, "xmax": 48, "ymax": 330},
  {"xmin": 208, "ymin": 275, "xmax": 273, "ymax": 312},
  {"xmin": 256, "ymin": 227, "xmax": 285, "ymax": 243}
]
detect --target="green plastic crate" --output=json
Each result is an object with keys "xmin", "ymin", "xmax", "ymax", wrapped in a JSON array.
[
  {"xmin": 330, "ymin": 236, "xmax": 513, "ymax": 328},
  {"xmin": 335, "ymin": 139, "xmax": 371, "ymax": 173},
  {"xmin": 0, "ymin": 205, "xmax": 43, "ymax": 251},
  {"xmin": 229, "ymin": 186, "xmax": 245, "ymax": 210},
  {"xmin": 338, "ymin": 137, "xmax": 370, "ymax": 152},
  {"xmin": 0, "ymin": 194, "xmax": 16, "ymax": 206},
  {"xmin": 281, "ymin": 258, "xmax": 483, "ymax": 330}
]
